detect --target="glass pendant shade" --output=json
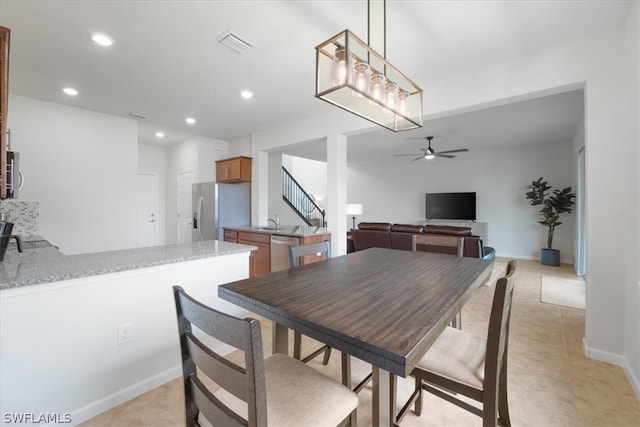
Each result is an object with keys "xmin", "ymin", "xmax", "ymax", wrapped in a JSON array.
[{"xmin": 315, "ymin": 30, "xmax": 422, "ymax": 132}]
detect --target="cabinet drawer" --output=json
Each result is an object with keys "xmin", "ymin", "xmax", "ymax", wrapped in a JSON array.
[
  {"xmin": 237, "ymin": 231, "xmax": 271, "ymax": 244},
  {"xmin": 224, "ymin": 230, "xmax": 238, "ymax": 242}
]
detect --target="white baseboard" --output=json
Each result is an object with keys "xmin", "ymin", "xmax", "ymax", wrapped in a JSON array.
[
  {"xmin": 623, "ymin": 357, "xmax": 640, "ymax": 400},
  {"xmin": 583, "ymin": 338, "xmax": 640, "ymax": 400},
  {"xmin": 68, "ymin": 342, "xmax": 237, "ymax": 426},
  {"xmin": 70, "ymin": 365, "xmax": 183, "ymax": 426}
]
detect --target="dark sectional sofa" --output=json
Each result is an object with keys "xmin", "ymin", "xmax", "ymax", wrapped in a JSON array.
[{"xmin": 350, "ymin": 222, "xmax": 495, "ymax": 260}]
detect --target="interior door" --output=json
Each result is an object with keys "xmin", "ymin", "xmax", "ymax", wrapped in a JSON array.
[
  {"xmin": 177, "ymin": 171, "xmax": 194, "ymax": 244},
  {"xmin": 136, "ymin": 172, "xmax": 158, "ymax": 247}
]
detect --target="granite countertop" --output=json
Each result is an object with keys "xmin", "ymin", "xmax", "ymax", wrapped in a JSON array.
[
  {"xmin": 0, "ymin": 240, "xmax": 256, "ymax": 291},
  {"xmin": 226, "ymin": 225, "xmax": 331, "ymax": 237}
]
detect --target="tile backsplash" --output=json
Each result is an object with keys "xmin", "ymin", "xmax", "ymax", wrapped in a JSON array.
[{"xmin": 0, "ymin": 201, "xmax": 39, "ymax": 236}]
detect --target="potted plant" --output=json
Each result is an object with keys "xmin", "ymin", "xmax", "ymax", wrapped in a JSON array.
[{"xmin": 525, "ymin": 177, "xmax": 576, "ymax": 266}]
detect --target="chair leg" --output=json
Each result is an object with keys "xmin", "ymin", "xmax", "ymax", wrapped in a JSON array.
[
  {"xmin": 293, "ymin": 331, "xmax": 302, "ymax": 360},
  {"xmin": 322, "ymin": 345, "xmax": 332, "ymax": 365},
  {"xmin": 451, "ymin": 311, "xmax": 462, "ymax": 329},
  {"xmin": 413, "ymin": 377, "xmax": 423, "ymax": 416}
]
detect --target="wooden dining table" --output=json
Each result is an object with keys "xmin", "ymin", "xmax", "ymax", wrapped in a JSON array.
[{"xmin": 219, "ymin": 247, "xmax": 494, "ymax": 426}]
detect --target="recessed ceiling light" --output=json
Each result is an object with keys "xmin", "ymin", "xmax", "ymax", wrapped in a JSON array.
[
  {"xmin": 155, "ymin": 132, "xmax": 165, "ymax": 138},
  {"xmin": 62, "ymin": 87, "xmax": 79, "ymax": 96},
  {"xmin": 185, "ymin": 117, "xmax": 196, "ymax": 125},
  {"xmin": 90, "ymin": 32, "xmax": 114, "ymax": 47},
  {"xmin": 241, "ymin": 90, "xmax": 253, "ymax": 99}
]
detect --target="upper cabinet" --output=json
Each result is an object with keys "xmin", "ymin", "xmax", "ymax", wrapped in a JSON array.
[
  {"xmin": 0, "ymin": 26, "xmax": 9, "ymax": 199},
  {"xmin": 216, "ymin": 156, "xmax": 252, "ymax": 183}
]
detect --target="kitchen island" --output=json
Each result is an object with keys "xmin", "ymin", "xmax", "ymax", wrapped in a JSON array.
[
  {"xmin": 223, "ymin": 225, "xmax": 332, "ymax": 276},
  {"xmin": 0, "ymin": 240, "xmax": 255, "ymax": 425}
]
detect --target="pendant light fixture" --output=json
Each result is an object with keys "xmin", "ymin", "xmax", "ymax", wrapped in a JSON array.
[{"xmin": 315, "ymin": 0, "xmax": 423, "ymax": 132}]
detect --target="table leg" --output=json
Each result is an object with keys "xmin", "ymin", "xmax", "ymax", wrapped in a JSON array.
[
  {"xmin": 272, "ymin": 322, "xmax": 288, "ymax": 355},
  {"xmin": 372, "ymin": 366, "xmax": 397, "ymax": 427}
]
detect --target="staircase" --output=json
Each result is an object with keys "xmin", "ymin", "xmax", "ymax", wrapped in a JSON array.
[{"xmin": 282, "ymin": 167, "xmax": 326, "ymax": 227}]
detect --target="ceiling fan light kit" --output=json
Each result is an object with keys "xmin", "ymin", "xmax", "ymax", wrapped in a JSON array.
[{"xmin": 315, "ymin": 0, "xmax": 423, "ymax": 132}]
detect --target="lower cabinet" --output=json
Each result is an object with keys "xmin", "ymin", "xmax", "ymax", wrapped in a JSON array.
[{"xmin": 237, "ymin": 231, "xmax": 271, "ymax": 277}]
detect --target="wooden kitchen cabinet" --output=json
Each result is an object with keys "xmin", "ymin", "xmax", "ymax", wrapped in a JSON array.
[
  {"xmin": 0, "ymin": 26, "xmax": 9, "ymax": 199},
  {"xmin": 216, "ymin": 156, "xmax": 252, "ymax": 183},
  {"xmin": 223, "ymin": 229, "xmax": 238, "ymax": 243},
  {"xmin": 238, "ymin": 231, "xmax": 270, "ymax": 277}
]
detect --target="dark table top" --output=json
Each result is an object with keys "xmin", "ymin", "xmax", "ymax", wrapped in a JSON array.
[{"xmin": 219, "ymin": 247, "xmax": 493, "ymax": 377}]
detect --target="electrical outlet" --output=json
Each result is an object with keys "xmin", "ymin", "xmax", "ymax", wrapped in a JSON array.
[{"xmin": 118, "ymin": 323, "xmax": 133, "ymax": 345}]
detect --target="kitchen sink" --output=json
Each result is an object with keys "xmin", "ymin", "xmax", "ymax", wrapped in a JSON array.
[{"xmin": 252, "ymin": 226, "xmax": 280, "ymax": 231}]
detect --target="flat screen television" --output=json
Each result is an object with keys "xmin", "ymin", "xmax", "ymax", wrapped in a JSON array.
[{"xmin": 426, "ymin": 192, "xmax": 476, "ymax": 220}]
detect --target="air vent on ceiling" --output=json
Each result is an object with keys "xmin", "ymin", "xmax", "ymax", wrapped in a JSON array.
[{"xmin": 217, "ymin": 30, "xmax": 253, "ymax": 54}]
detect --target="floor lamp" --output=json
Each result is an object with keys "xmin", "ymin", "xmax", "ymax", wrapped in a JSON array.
[{"xmin": 346, "ymin": 204, "xmax": 363, "ymax": 229}]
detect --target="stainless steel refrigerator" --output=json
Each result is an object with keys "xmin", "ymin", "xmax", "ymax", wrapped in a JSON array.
[{"xmin": 192, "ymin": 182, "xmax": 251, "ymax": 242}]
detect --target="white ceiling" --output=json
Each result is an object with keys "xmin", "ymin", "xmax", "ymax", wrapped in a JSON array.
[{"xmin": 0, "ymin": 1, "xmax": 629, "ymax": 157}]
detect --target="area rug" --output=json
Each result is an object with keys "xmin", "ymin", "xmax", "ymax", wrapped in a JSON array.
[{"xmin": 540, "ymin": 275, "xmax": 585, "ymax": 309}]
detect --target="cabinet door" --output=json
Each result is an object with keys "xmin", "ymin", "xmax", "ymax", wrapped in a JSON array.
[
  {"xmin": 0, "ymin": 26, "xmax": 9, "ymax": 199},
  {"xmin": 215, "ymin": 157, "xmax": 252, "ymax": 183},
  {"xmin": 238, "ymin": 239, "xmax": 270, "ymax": 277},
  {"xmin": 216, "ymin": 159, "xmax": 241, "ymax": 182}
]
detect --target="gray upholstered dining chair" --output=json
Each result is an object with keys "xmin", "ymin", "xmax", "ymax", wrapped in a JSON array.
[
  {"xmin": 412, "ymin": 233, "xmax": 465, "ymax": 328},
  {"xmin": 395, "ymin": 259, "xmax": 517, "ymax": 427},
  {"xmin": 289, "ymin": 241, "xmax": 333, "ymax": 365},
  {"xmin": 173, "ymin": 285, "xmax": 359, "ymax": 427},
  {"xmin": 289, "ymin": 242, "xmax": 373, "ymax": 400}
]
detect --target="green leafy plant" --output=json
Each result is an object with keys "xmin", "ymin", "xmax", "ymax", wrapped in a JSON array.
[{"xmin": 525, "ymin": 177, "xmax": 576, "ymax": 250}]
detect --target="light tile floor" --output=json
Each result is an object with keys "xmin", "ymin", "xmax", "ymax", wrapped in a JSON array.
[{"xmin": 80, "ymin": 258, "xmax": 640, "ymax": 427}]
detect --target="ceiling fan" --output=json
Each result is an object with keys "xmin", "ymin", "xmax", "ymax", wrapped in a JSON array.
[{"xmin": 393, "ymin": 136, "xmax": 469, "ymax": 160}]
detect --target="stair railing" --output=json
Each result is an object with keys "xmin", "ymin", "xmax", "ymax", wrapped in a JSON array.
[{"xmin": 282, "ymin": 167, "xmax": 326, "ymax": 227}]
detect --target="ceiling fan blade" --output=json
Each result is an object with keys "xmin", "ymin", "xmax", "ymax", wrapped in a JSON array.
[
  {"xmin": 434, "ymin": 154, "xmax": 456, "ymax": 159},
  {"xmin": 412, "ymin": 156, "xmax": 425, "ymax": 161},
  {"xmin": 436, "ymin": 148, "xmax": 469, "ymax": 154},
  {"xmin": 393, "ymin": 153, "xmax": 423, "ymax": 157}
]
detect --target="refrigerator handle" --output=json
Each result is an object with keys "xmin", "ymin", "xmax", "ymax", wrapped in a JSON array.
[{"xmin": 197, "ymin": 196, "xmax": 204, "ymax": 242}]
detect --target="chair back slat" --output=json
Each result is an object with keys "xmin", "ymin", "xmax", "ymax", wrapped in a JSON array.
[
  {"xmin": 412, "ymin": 234, "xmax": 464, "ymax": 257},
  {"xmin": 289, "ymin": 241, "xmax": 331, "ymax": 267},
  {"xmin": 177, "ymin": 289, "xmax": 246, "ymax": 349},
  {"xmin": 174, "ymin": 286, "xmax": 267, "ymax": 427},
  {"xmin": 185, "ymin": 333, "xmax": 248, "ymax": 401},
  {"xmin": 190, "ymin": 375, "xmax": 247, "ymax": 427}
]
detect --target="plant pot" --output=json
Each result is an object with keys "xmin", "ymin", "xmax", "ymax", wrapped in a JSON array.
[{"xmin": 541, "ymin": 248, "xmax": 560, "ymax": 266}]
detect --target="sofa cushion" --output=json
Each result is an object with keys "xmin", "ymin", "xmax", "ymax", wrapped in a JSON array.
[
  {"xmin": 389, "ymin": 224, "xmax": 424, "ymax": 251},
  {"xmin": 390, "ymin": 224, "xmax": 424, "ymax": 233},
  {"xmin": 424, "ymin": 225, "xmax": 472, "ymax": 236},
  {"xmin": 358, "ymin": 222, "xmax": 392, "ymax": 231}
]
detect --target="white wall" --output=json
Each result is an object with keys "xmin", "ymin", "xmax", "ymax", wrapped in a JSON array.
[
  {"xmin": 138, "ymin": 144, "xmax": 167, "ymax": 245},
  {"xmin": 7, "ymin": 95, "xmax": 138, "ymax": 254},
  {"xmin": 347, "ymin": 141, "xmax": 575, "ymax": 262},
  {"xmin": 248, "ymin": 23, "xmax": 640, "ymax": 395},
  {"xmin": 622, "ymin": 0, "xmax": 640, "ymax": 395}
]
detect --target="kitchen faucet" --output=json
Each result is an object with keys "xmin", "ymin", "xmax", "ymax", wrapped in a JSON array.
[{"xmin": 267, "ymin": 214, "xmax": 280, "ymax": 229}]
